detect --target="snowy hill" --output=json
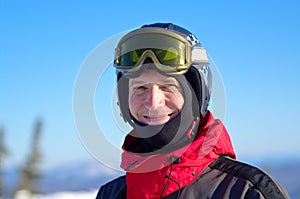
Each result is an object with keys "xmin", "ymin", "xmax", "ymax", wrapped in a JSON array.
[
  {"xmin": 38, "ymin": 161, "xmax": 122, "ymax": 194},
  {"xmin": 14, "ymin": 189, "xmax": 98, "ymax": 199},
  {"xmin": 3, "ymin": 160, "xmax": 122, "ymax": 198}
]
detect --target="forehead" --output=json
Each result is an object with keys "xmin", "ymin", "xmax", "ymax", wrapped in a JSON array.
[{"xmin": 128, "ymin": 69, "xmax": 179, "ymax": 85}]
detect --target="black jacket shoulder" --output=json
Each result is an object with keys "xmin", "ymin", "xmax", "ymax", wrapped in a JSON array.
[
  {"xmin": 95, "ymin": 175, "xmax": 126, "ymax": 199},
  {"xmin": 208, "ymin": 155, "xmax": 289, "ymax": 198},
  {"xmin": 177, "ymin": 155, "xmax": 289, "ymax": 199}
]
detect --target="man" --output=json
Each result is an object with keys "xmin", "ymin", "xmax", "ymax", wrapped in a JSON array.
[{"xmin": 96, "ymin": 23, "xmax": 289, "ymax": 199}]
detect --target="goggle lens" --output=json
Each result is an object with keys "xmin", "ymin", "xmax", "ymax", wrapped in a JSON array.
[{"xmin": 119, "ymin": 48, "xmax": 186, "ymax": 67}]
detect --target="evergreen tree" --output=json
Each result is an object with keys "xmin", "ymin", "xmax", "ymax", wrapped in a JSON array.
[
  {"xmin": 0, "ymin": 127, "xmax": 8, "ymax": 198},
  {"xmin": 15, "ymin": 119, "xmax": 43, "ymax": 194}
]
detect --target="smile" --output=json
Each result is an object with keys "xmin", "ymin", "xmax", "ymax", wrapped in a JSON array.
[{"xmin": 142, "ymin": 113, "xmax": 174, "ymax": 125}]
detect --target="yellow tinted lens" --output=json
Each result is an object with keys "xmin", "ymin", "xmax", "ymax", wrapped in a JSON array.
[
  {"xmin": 162, "ymin": 47, "xmax": 179, "ymax": 61},
  {"xmin": 131, "ymin": 50, "xmax": 140, "ymax": 62},
  {"xmin": 155, "ymin": 47, "xmax": 185, "ymax": 66},
  {"xmin": 118, "ymin": 49, "xmax": 144, "ymax": 66}
]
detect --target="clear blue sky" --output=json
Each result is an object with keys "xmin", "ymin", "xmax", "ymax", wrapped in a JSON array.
[{"xmin": 1, "ymin": 0, "xmax": 300, "ymax": 169}]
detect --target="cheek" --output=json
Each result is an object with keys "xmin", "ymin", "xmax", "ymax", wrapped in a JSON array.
[
  {"xmin": 167, "ymin": 92, "xmax": 184, "ymax": 110},
  {"xmin": 128, "ymin": 95, "xmax": 141, "ymax": 116}
]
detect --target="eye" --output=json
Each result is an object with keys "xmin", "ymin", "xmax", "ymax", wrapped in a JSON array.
[
  {"xmin": 133, "ymin": 86, "xmax": 148, "ymax": 94},
  {"xmin": 160, "ymin": 84, "xmax": 178, "ymax": 92},
  {"xmin": 135, "ymin": 85, "xmax": 147, "ymax": 90}
]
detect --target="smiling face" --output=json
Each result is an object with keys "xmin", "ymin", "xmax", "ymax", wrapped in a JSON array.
[{"xmin": 128, "ymin": 69, "xmax": 184, "ymax": 125}]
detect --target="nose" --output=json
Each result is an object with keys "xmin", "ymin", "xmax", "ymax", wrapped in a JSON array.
[{"xmin": 145, "ymin": 84, "xmax": 165, "ymax": 109}]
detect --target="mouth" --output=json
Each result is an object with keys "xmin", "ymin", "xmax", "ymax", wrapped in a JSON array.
[{"xmin": 142, "ymin": 113, "xmax": 174, "ymax": 125}]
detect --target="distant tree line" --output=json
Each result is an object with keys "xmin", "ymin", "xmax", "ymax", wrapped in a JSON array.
[
  {"xmin": 0, "ymin": 127, "xmax": 8, "ymax": 198},
  {"xmin": 0, "ymin": 119, "xmax": 43, "ymax": 198}
]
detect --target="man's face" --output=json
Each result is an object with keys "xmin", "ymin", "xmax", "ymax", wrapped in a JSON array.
[{"xmin": 128, "ymin": 69, "xmax": 184, "ymax": 125}]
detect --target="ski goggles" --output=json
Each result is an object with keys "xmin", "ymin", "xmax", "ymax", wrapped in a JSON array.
[{"xmin": 114, "ymin": 28, "xmax": 209, "ymax": 76}]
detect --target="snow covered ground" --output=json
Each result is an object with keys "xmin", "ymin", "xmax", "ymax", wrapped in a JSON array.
[{"xmin": 14, "ymin": 189, "xmax": 98, "ymax": 199}]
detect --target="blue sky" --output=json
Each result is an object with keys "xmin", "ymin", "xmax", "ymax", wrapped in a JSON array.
[{"xmin": 1, "ymin": 1, "xmax": 300, "ymax": 169}]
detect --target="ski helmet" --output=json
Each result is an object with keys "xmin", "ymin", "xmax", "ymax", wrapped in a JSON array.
[{"xmin": 115, "ymin": 23, "xmax": 212, "ymax": 124}]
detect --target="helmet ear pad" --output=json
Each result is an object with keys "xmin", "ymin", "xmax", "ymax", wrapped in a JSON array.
[
  {"xmin": 117, "ymin": 72, "xmax": 132, "ymax": 124},
  {"xmin": 184, "ymin": 66, "xmax": 210, "ymax": 116}
]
